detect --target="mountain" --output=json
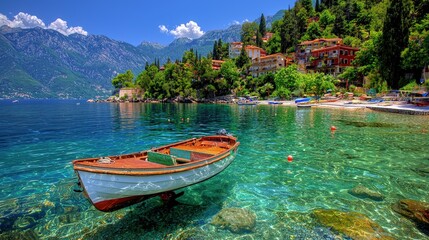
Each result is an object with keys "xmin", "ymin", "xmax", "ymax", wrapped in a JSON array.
[
  {"xmin": 138, "ymin": 24, "xmax": 242, "ymax": 63},
  {"xmin": 0, "ymin": 11, "xmax": 283, "ymax": 99},
  {"xmin": 0, "ymin": 26, "xmax": 151, "ymax": 99}
]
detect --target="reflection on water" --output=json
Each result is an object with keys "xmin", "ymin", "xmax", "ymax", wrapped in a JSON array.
[{"xmin": 0, "ymin": 100, "xmax": 428, "ymax": 239}]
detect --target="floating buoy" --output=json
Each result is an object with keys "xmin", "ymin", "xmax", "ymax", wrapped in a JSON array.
[
  {"xmin": 287, "ymin": 155, "xmax": 293, "ymax": 162},
  {"xmin": 330, "ymin": 126, "xmax": 337, "ymax": 131}
]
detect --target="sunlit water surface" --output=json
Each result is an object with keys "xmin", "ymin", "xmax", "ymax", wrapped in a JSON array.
[{"xmin": 0, "ymin": 100, "xmax": 428, "ymax": 239}]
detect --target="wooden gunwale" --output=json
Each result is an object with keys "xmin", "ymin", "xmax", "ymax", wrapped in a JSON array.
[
  {"xmin": 74, "ymin": 146, "xmax": 237, "ymax": 176},
  {"xmin": 73, "ymin": 135, "xmax": 239, "ymax": 176}
]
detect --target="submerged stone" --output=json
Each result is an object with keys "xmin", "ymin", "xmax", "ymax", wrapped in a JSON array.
[
  {"xmin": 392, "ymin": 199, "xmax": 429, "ymax": 229},
  {"xmin": 338, "ymin": 120, "xmax": 395, "ymax": 128},
  {"xmin": 312, "ymin": 209, "xmax": 395, "ymax": 240},
  {"xmin": 211, "ymin": 208, "xmax": 256, "ymax": 233},
  {"xmin": 348, "ymin": 185, "xmax": 385, "ymax": 201},
  {"xmin": 174, "ymin": 227, "xmax": 207, "ymax": 240}
]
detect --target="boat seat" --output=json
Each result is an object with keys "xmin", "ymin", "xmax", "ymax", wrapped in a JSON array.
[{"xmin": 147, "ymin": 151, "xmax": 176, "ymax": 166}]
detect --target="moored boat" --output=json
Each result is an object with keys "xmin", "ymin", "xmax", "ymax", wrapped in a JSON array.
[
  {"xmin": 237, "ymin": 96, "xmax": 259, "ymax": 105},
  {"xmin": 72, "ymin": 133, "xmax": 240, "ymax": 211},
  {"xmin": 294, "ymin": 97, "xmax": 311, "ymax": 103}
]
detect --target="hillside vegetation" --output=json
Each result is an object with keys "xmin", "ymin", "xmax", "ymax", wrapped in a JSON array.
[{"xmin": 117, "ymin": 0, "xmax": 428, "ymax": 101}]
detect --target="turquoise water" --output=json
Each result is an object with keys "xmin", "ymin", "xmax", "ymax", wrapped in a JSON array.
[{"xmin": 0, "ymin": 100, "xmax": 428, "ymax": 239}]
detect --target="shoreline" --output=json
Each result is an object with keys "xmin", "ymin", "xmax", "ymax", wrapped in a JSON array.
[
  {"xmin": 257, "ymin": 100, "xmax": 429, "ymax": 115},
  {"xmin": 93, "ymin": 98, "xmax": 429, "ymax": 115}
]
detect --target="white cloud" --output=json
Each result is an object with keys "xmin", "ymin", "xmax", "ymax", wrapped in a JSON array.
[
  {"xmin": 49, "ymin": 18, "xmax": 88, "ymax": 36},
  {"xmin": 158, "ymin": 25, "xmax": 168, "ymax": 33},
  {"xmin": 0, "ymin": 13, "xmax": 12, "ymax": 27},
  {"xmin": 0, "ymin": 12, "xmax": 87, "ymax": 36},
  {"xmin": 159, "ymin": 21, "xmax": 204, "ymax": 39},
  {"xmin": 9, "ymin": 12, "xmax": 46, "ymax": 29}
]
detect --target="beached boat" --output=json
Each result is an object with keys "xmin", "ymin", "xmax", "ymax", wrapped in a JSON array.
[
  {"xmin": 294, "ymin": 97, "xmax": 311, "ymax": 104},
  {"xmin": 268, "ymin": 101, "xmax": 283, "ymax": 105},
  {"xmin": 297, "ymin": 104, "xmax": 313, "ymax": 108},
  {"xmin": 237, "ymin": 96, "xmax": 259, "ymax": 105},
  {"xmin": 72, "ymin": 133, "xmax": 240, "ymax": 212}
]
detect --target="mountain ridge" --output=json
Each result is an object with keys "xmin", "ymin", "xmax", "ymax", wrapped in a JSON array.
[{"xmin": 0, "ymin": 10, "xmax": 284, "ymax": 99}]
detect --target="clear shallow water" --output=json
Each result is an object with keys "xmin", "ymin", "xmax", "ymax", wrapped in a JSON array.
[{"xmin": 0, "ymin": 100, "xmax": 428, "ymax": 239}]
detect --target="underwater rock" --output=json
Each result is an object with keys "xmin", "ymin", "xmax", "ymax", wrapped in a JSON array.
[
  {"xmin": 12, "ymin": 216, "xmax": 36, "ymax": 230},
  {"xmin": 392, "ymin": 199, "xmax": 429, "ymax": 229},
  {"xmin": 412, "ymin": 166, "xmax": 429, "ymax": 176},
  {"xmin": 312, "ymin": 209, "xmax": 395, "ymax": 240},
  {"xmin": 211, "ymin": 208, "xmax": 256, "ymax": 233},
  {"xmin": 348, "ymin": 185, "xmax": 385, "ymax": 201},
  {"xmin": 174, "ymin": 227, "xmax": 207, "ymax": 240}
]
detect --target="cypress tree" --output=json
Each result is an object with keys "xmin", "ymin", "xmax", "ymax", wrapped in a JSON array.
[
  {"xmin": 379, "ymin": 0, "xmax": 412, "ymax": 89},
  {"xmin": 213, "ymin": 40, "xmax": 218, "ymax": 60},
  {"xmin": 259, "ymin": 14, "xmax": 267, "ymax": 37},
  {"xmin": 217, "ymin": 39, "xmax": 223, "ymax": 60},
  {"xmin": 315, "ymin": 0, "xmax": 321, "ymax": 12}
]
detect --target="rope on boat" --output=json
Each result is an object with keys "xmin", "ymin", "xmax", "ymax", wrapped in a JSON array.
[{"xmin": 97, "ymin": 157, "xmax": 114, "ymax": 164}]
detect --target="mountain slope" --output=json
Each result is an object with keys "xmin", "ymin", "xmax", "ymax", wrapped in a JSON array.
[
  {"xmin": 0, "ymin": 26, "xmax": 150, "ymax": 99},
  {"xmin": 0, "ymin": 11, "xmax": 282, "ymax": 99}
]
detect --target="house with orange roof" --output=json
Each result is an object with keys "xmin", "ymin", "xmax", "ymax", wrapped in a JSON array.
[
  {"xmin": 212, "ymin": 60, "xmax": 225, "ymax": 70},
  {"xmin": 308, "ymin": 45, "xmax": 359, "ymax": 76},
  {"xmin": 229, "ymin": 42, "xmax": 266, "ymax": 59},
  {"xmin": 296, "ymin": 38, "xmax": 343, "ymax": 70},
  {"xmin": 249, "ymin": 53, "xmax": 293, "ymax": 77}
]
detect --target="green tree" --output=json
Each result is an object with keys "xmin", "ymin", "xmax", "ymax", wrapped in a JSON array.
[
  {"xmin": 315, "ymin": 0, "xmax": 321, "ymax": 12},
  {"xmin": 308, "ymin": 73, "xmax": 337, "ymax": 98},
  {"xmin": 236, "ymin": 45, "xmax": 250, "ymax": 69},
  {"xmin": 259, "ymin": 14, "xmax": 267, "ymax": 37},
  {"xmin": 136, "ymin": 64, "xmax": 158, "ymax": 91},
  {"xmin": 401, "ymin": 14, "xmax": 429, "ymax": 83},
  {"xmin": 220, "ymin": 59, "xmax": 239, "ymax": 86},
  {"xmin": 302, "ymin": 22, "xmax": 322, "ymax": 40},
  {"xmin": 274, "ymin": 65, "xmax": 301, "ymax": 94},
  {"xmin": 112, "ymin": 70, "xmax": 134, "ymax": 89},
  {"xmin": 212, "ymin": 40, "xmax": 219, "ymax": 60},
  {"xmin": 280, "ymin": 9, "xmax": 297, "ymax": 53},
  {"xmin": 266, "ymin": 32, "xmax": 282, "ymax": 54},
  {"xmin": 379, "ymin": 0, "xmax": 412, "ymax": 89},
  {"xmin": 319, "ymin": 9, "xmax": 336, "ymax": 29},
  {"xmin": 241, "ymin": 22, "xmax": 258, "ymax": 45}
]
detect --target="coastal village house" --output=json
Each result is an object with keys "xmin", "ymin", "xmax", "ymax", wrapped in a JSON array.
[
  {"xmin": 295, "ymin": 38, "xmax": 359, "ymax": 76},
  {"xmin": 308, "ymin": 45, "xmax": 359, "ymax": 75},
  {"xmin": 249, "ymin": 53, "xmax": 293, "ymax": 77},
  {"xmin": 229, "ymin": 42, "xmax": 266, "ymax": 59},
  {"xmin": 212, "ymin": 60, "xmax": 225, "ymax": 70}
]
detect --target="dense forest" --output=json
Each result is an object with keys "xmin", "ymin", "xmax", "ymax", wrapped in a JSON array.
[{"xmin": 112, "ymin": 0, "xmax": 429, "ymax": 101}]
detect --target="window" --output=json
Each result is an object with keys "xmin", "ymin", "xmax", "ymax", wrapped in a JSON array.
[
  {"xmin": 345, "ymin": 50, "xmax": 348, "ymax": 55},
  {"xmin": 345, "ymin": 59, "xmax": 348, "ymax": 64},
  {"xmin": 340, "ymin": 50, "xmax": 344, "ymax": 55}
]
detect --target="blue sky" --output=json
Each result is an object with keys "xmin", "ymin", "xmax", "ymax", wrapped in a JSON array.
[{"xmin": 0, "ymin": 0, "xmax": 295, "ymax": 46}]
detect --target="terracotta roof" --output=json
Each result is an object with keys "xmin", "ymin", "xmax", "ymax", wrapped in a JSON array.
[
  {"xmin": 311, "ymin": 44, "xmax": 359, "ymax": 53},
  {"xmin": 299, "ymin": 38, "xmax": 343, "ymax": 45}
]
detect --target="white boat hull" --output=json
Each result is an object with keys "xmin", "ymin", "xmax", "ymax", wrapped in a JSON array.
[{"xmin": 77, "ymin": 149, "xmax": 237, "ymax": 210}]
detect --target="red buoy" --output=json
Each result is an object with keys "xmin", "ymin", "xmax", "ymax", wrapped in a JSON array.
[
  {"xmin": 330, "ymin": 126, "xmax": 337, "ymax": 131},
  {"xmin": 287, "ymin": 155, "xmax": 293, "ymax": 162}
]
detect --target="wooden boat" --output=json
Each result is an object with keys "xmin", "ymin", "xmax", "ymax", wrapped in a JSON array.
[
  {"xmin": 294, "ymin": 97, "xmax": 311, "ymax": 103},
  {"xmin": 237, "ymin": 96, "xmax": 259, "ymax": 105},
  {"xmin": 72, "ymin": 134, "xmax": 240, "ymax": 212},
  {"xmin": 297, "ymin": 104, "xmax": 314, "ymax": 108},
  {"xmin": 268, "ymin": 101, "xmax": 283, "ymax": 105}
]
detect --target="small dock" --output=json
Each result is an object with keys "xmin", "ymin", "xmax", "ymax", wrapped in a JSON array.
[{"xmin": 366, "ymin": 104, "xmax": 429, "ymax": 115}]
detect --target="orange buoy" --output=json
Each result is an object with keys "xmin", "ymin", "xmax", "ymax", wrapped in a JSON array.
[
  {"xmin": 287, "ymin": 155, "xmax": 293, "ymax": 162},
  {"xmin": 330, "ymin": 126, "xmax": 337, "ymax": 131}
]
